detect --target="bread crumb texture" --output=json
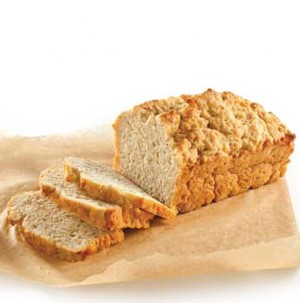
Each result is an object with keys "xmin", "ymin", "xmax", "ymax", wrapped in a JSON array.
[
  {"xmin": 64, "ymin": 157, "xmax": 176, "ymax": 219},
  {"xmin": 7, "ymin": 191, "xmax": 124, "ymax": 261},
  {"xmin": 39, "ymin": 167, "xmax": 124, "ymax": 230}
]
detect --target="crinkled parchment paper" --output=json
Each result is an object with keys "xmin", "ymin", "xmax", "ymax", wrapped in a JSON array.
[{"xmin": 0, "ymin": 127, "xmax": 300, "ymax": 286}]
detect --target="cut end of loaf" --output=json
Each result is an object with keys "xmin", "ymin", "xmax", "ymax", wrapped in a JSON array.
[{"xmin": 113, "ymin": 111, "xmax": 180, "ymax": 208}]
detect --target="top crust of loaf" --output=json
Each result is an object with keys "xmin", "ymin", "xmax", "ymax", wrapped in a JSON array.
[{"xmin": 121, "ymin": 89, "xmax": 295, "ymax": 162}]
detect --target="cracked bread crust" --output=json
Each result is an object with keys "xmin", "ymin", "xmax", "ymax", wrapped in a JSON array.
[
  {"xmin": 64, "ymin": 157, "xmax": 176, "ymax": 220},
  {"xmin": 114, "ymin": 89, "xmax": 295, "ymax": 212},
  {"xmin": 121, "ymin": 207, "xmax": 154, "ymax": 229},
  {"xmin": 7, "ymin": 191, "xmax": 124, "ymax": 262},
  {"xmin": 132, "ymin": 89, "xmax": 293, "ymax": 162},
  {"xmin": 174, "ymin": 138, "xmax": 294, "ymax": 213}
]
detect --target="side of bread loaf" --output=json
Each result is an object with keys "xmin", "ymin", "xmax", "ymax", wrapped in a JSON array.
[
  {"xmin": 64, "ymin": 157, "xmax": 176, "ymax": 219},
  {"xmin": 7, "ymin": 191, "xmax": 124, "ymax": 261},
  {"xmin": 113, "ymin": 89, "xmax": 295, "ymax": 213}
]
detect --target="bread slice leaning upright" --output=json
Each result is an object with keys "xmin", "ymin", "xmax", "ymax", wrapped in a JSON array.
[
  {"xmin": 7, "ymin": 191, "xmax": 124, "ymax": 261},
  {"xmin": 113, "ymin": 89, "xmax": 295, "ymax": 213},
  {"xmin": 40, "ymin": 167, "xmax": 155, "ymax": 229},
  {"xmin": 64, "ymin": 157, "xmax": 176, "ymax": 219}
]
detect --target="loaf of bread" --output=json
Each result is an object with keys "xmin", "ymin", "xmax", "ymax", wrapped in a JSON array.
[
  {"xmin": 64, "ymin": 157, "xmax": 176, "ymax": 219},
  {"xmin": 113, "ymin": 89, "xmax": 295, "ymax": 213},
  {"xmin": 40, "ymin": 167, "xmax": 154, "ymax": 229},
  {"xmin": 7, "ymin": 191, "xmax": 124, "ymax": 261}
]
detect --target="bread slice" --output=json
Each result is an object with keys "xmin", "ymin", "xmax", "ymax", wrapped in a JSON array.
[
  {"xmin": 113, "ymin": 89, "xmax": 295, "ymax": 213},
  {"xmin": 7, "ymin": 191, "xmax": 124, "ymax": 261},
  {"xmin": 40, "ymin": 168, "xmax": 123, "ymax": 230},
  {"xmin": 39, "ymin": 167, "xmax": 154, "ymax": 229},
  {"xmin": 64, "ymin": 157, "xmax": 176, "ymax": 219}
]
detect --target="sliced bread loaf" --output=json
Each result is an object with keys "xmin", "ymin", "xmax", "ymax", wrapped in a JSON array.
[
  {"xmin": 64, "ymin": 157, "xmax": 176, "ymax": 219},
  {"xmin": 39, "ymin": 167, "xmax": 154, "ymax": 229},
  {"xmin": 113, "ymin": 89, "xmax": 295, "ymax": 213},
  {"xmin": 7, "ymin": 191, "xmax": 124, "ymax": 261}
]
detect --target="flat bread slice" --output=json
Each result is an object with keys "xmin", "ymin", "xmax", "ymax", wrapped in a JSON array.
[{"xmin": 7, "ymin": 191, "xmax": 124, "ymax": 261}]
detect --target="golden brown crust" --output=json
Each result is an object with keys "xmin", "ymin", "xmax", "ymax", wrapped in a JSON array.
[
  {"xmin": 121, "ymin": 207, "xmax": 154, "ymax": 229},
  {"xmin": 14, "ymin": 222, "xmax": 123, "ymax": 262},
  {"xmin": 129, "ymin": 89, "xmax": 294, "ymax": 162},
  {"xmin": 65, "ymin": 161, "xmax": 176, "ymax": 220},
  {"xmin": 174, "ymin": 138, "xmax": 294, "ymax": 213}
]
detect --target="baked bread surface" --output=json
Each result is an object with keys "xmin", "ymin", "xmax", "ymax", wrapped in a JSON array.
[{"xmin": 113, "ymin": 89, "xmax": 295, "ymax": 212}]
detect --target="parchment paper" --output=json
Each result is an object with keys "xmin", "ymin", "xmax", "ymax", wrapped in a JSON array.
[{"xmin": 0, "ymin": 127, "xmax": 300, "ymax": 287}]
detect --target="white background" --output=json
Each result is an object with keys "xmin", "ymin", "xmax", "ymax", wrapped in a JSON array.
[{"xmin": 0, "ymin": 0, "xmax": 299, "ymax": 302}]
